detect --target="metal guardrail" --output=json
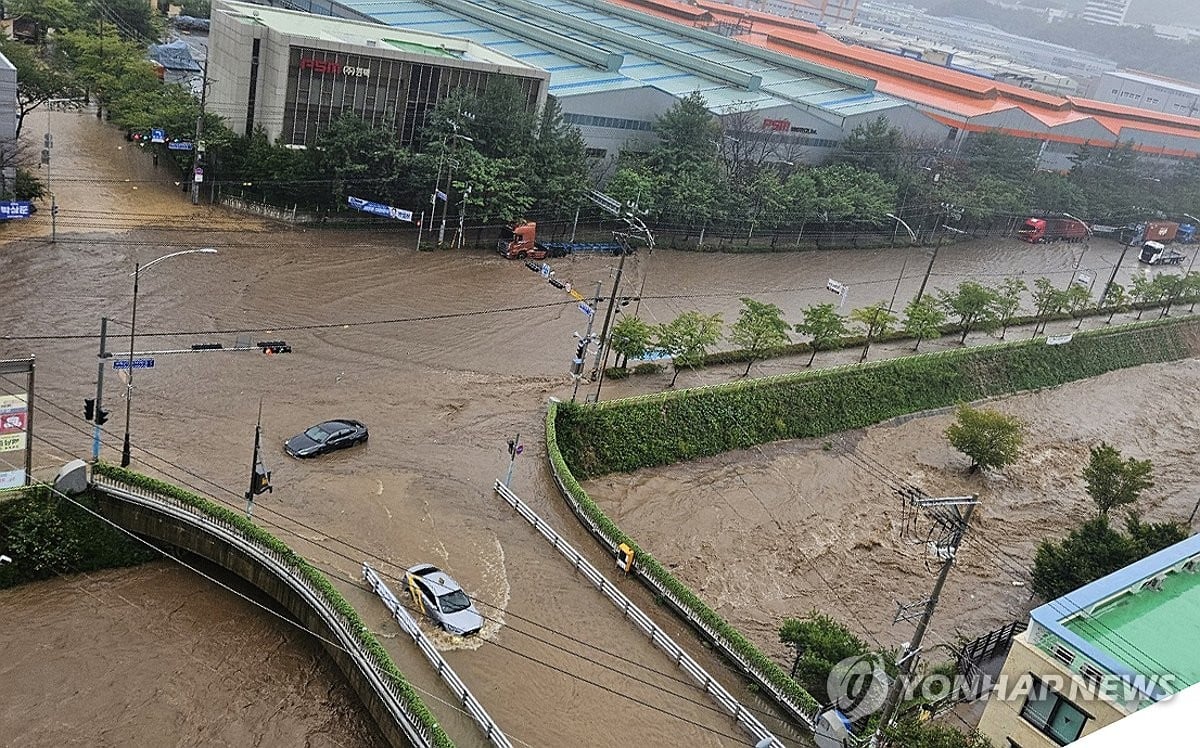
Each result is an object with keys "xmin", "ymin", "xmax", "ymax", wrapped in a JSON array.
[
  {"xmin": 363, "ymin": 563, "xmax": 513, "ymax": 748},
  {"xmin": 540, "ymin": 446, "xmax": 822, "ymax": 729},
  {"xmin": 91, "ymin": 476, "xmax": 440, "ymax": 748},
  {"xmin": 493, "ymin": 480, "xmax": 786, "ymax": 747}
]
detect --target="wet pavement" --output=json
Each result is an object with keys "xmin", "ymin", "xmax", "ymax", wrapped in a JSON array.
[{"xmin": 3, "ymin": 109, "xmax": 1198, "ymax": 745}]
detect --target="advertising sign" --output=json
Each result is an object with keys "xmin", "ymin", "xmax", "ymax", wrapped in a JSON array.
[
  {"xmin": 347, "ymin": 196, "xmax": 414, "ymax": 222},
  {"xmin": 0, "ymin": 393, "xmax": 28, "ymax": 489}
]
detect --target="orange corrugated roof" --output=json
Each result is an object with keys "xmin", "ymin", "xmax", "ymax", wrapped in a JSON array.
[{"xmin": 605, "ymin": 0, "xmax": 1200, "ymax": 149}]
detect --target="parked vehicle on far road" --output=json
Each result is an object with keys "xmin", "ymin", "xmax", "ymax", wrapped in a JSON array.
[
  {"xmin": 496, "ymin": 221, "xmax": 626, "ymax": 259},
  {"xmin": 283, "ymin": 419, "xmax": 368, "ymax": 458},
  {"xmin": 404, "ymin": 564, "xmax": 484, "ymax": 636},
  {"xmin": 1017, "ymin": 216, "xmax": 1089, "ymax": 243},
  {"xmin": 1120, "ymin": 220, "xmax": 1181, "ymax": 246},
  {"xmin": 1138, "ymin": 241, "xmax": 1186, "ymax": 266}
]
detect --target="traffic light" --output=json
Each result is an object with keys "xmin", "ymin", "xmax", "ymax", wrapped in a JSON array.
[
  {"xmin": 84, "ymin": 398, "xmax": 95, "ymax": 421},
  {"xmin": 257, "ymin": 341, "xmax": 292, "ymax": 355},
  {"xmin": 570, "ymin": 337, "xmax": 587, "ymax": 376},
  {"xmin": 96, "ymin": 408, "xmax": 110, "ymax": 425},
  {"xmin": 251, "ymin": 464, "xmax": 272, "ymax": 495},
  {"xmin": 507, "ymin": 438, "xmax": 516, "ymax": 457}
]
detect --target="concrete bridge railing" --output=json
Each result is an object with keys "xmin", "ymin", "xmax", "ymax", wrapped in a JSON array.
[{"xmin": 91, "ymin": 473, "xmax": 449, "ymax": 748}]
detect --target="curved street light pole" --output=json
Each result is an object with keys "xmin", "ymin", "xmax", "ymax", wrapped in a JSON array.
[{"xmin": 120, "ymin": 248, "xmax": 218, "ymax": 467}]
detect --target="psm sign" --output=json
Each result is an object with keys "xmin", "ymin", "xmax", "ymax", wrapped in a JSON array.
[{"xmin": 299, "ymin": 58, "xmax": 371, "ymax": 77}]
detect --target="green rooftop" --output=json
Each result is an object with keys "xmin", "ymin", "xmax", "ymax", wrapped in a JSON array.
[
  {"xmin": 1064, "ymin": 568, "xmax": 1200, "ymax": 691},
  {"xmin": 383, "ymin": 38, "xmax": 461, "ymax": 58}
]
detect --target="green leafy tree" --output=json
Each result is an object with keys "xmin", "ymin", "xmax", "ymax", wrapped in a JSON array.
[
  {"xmin": 782, "ymin": 170, "xmax": 819, "ymax": 223},
  {"xmin": 945, "ymin": 404, "xmax": 1024, "ymax": 473},
  {"xmin": 651, "ymin": 91, "xmax": 721, "ymax": 168},
  {"xmin": 1063, "ymin": 282, "xmax": 1093, "ymax": 323},
  {"xmin": 5, "ymin": 0, "xmax": 85, "ymax": 36},
  {"xmin": 849, "ymin": 303, "xmax": 897, "ymax": 362},
  {"xmin": 656, "ymin": 311, "xmax": 723, "ymax": 387},
  {"xmin": 795, "ymin": 303, "xmax": 848, "ymax": 366},
  {"xmin": 1030, "ymin": 277, "xmax": 1066, "ymax": 334},
  {"xmin": 528, "ymin": 97, "xmax": 588, "ymax": 212},
  {"xmin": 994, "ymin": 278, "xmax": 1027, "ymax": 338},
  {"xmin": 812, "ymin": 163, "xmax": 896, "ymax": 222},
  {"xmin": 836, "ymin": 116, "xmax": 914, "ymax": 186},
  {"xmin": 181, "ymin": 0, "xmax": 212, "ymax": 18},
  {"xmin": 729, "ymin": 297, "xmax": 791, "ymax": 375},
  {"xmin": 903, "ymin": 296, "xmax": 946, "ymax": 351},
  {"xmin": 938, "ymin": 281, "xmax": 1000, "ymax": 343},
  {"xmin": 883, "ymin": 716, "xmax": 994, "ymax": 748},
  {"xmin": 1083, "ymin": 443, "xmax": 1154, "ymax": 517},
  {"xmin": 608, "ymin": 315, "xmax": 654, "ymax": 370},
  {"xmin": 604, "ymin": 165, "xmax": 658, "ymax": 215},
  {"xmin": 1153, "ymin": 273, "xmax": 1186, "ymax": 318},
  {"xmin": 1032, "ymin": 515, "xmax": 1187, "ymax": 599},
  {"xmin": 1129, "ymin": 273, "xmax": 1157, "ymax": 320},
  {"xmin": 1103, "ymin": 282, "xmax": 1128, "ymax": 323},
  {"xmin": 0, "ymin": 39, "xmax": 78, "ymax": 141},
  {"xmin": 456, "ymin": 151, "xmax": 535, "ymax": 224},
  {"xmin": 779, "ymin": 611, "xmax": 869, "ymax": 706}
]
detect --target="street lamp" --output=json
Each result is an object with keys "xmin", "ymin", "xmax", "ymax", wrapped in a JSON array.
[
  {"xmin": 1061, "ymin": 212, "xmax": 1093, "ymax": 290},
  {"xmin": 886, "ymin": 212, "xmax": 917, "ymax": 245},
  {"xmin": 120, "ymin": 248, "xmax": 218, "ymax": 467}
]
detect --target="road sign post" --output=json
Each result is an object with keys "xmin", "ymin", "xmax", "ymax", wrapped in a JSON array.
[
  {"xmin": 113, "ymin": 358, "xmax": 155, "ymax": 370},
  {"xmin": 826, "ymin": 278, "xmax": 848, "ymax": 309}
]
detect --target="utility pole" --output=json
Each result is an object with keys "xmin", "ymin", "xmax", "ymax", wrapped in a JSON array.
[
  {"xmin": 503, "ymin": 432, "xmax": 522, "ymax": 488},
  {"xmin": 589, "ymin": 238, "xmax": 630, "ymax": 380},
  {"xmin": 873, "ymin": 496, "xmax": 977, "ymax": 744},
  {"xmin": 190, "ymin": 52, "xmax": 209, "ymax": 206},
  {"xmin": 571, "ymin": 281, "xmax": 604, "ymax": 402}
]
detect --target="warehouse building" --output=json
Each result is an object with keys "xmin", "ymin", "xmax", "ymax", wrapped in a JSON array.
[
  {"xmin": 208, "ymin": 1, "xmax": 549, "ymax": 146},
  {"xmin": 233, "ymin": 0, "xmax": 946, "ymax": 164}
]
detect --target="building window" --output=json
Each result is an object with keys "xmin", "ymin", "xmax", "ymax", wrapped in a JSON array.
[{"xmin": 1019, "ymin": 676, "xmax": 1089, "ymax": 745}]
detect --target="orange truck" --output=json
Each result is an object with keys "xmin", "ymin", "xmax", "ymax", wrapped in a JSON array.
[{"xmin": 496, "ymin": 221, "xmax": 626, "ymax": 259}]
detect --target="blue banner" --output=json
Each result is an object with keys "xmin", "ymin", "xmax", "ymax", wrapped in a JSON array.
[
  {"xmin": 167, "ymin": 141, "xmax": 194, "ymax": 151},
  {"xmin": 347, "ymin": 196, "xmax": 414, "ymax": 222},
  {"xmin": 0, "ymin": 201, "xmax": 31, "ymax": 219}
]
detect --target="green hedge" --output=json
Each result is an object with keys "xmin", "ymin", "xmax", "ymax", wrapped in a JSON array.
[
  {"xmin": 560, "ymin": 318, "xmax": 1200, "ymax": 478},
  {"xmin": 0, "ymin": 484, "xmax": 158, "ymax": 588},
  {"xmin": 91, "ymin": 463, "xmax": 454, "ymax": 748},
  {"xmin": 545, "ymin": 403, "xmax": 824, "ymax": 718}
]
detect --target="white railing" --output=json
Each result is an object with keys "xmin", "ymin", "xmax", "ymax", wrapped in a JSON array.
[
  {"xmin": 363, "ymin": 563, "xmax": 513, "ymax": 748},
  {"xmin": 543, "ymin": 448, "xmax": 822, "ymax": 728},
  {"xmin": 493, "ymin": 480, "xmax": 786, "ymax": 747},
  {"xmin": 91, "ymin": 475, "xmax": 440, "ymax": 748}
]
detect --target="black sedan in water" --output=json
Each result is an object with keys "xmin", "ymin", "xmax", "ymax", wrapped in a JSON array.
[{"xmin": 284, "ymin": 419, "xmax": 369, "ymax": 458}]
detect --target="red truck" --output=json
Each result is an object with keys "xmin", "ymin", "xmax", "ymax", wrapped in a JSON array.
[
  {"xmin": 1017, "ymin": 217, "xmax": 1090, "ymax": 243},
  {"xmin": 496, "ymin": 221, "xmax": 626, "ymax": 259}
]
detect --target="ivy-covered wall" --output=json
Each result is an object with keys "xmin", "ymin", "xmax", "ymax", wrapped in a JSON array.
[{"xmin": 558, "ymin": 318, "xmax": 1200, "ymax": 478}]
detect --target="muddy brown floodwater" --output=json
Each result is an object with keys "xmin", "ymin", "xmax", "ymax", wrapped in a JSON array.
[{"xmin": 4, "ymin": 108, "xmax": 1199, "ymax": 746}]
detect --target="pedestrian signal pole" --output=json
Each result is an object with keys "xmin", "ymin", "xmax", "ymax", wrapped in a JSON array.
[{"xmin": 504, "ymin": 432, "xmax": 522, "ymax": 488}]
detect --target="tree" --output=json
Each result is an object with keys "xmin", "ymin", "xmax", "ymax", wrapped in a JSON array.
[
  {"xmin": 1032, "ymin": 515, "xmax": 1187, "ymax": 599},
  {"xmin": 656, "ymin": 311, "xmax": 723, "ymax": 387},
  {"xmin": 528, "ymin": 97, "xmax": 588, "ymax": 213},
  {"xmin": 729, "ymin": 297, "xmax": 790, "ymax": 375},
  {"xmin": 883, "ymin": 716, "xmax": 994, "ymax": 748},
  {"xmin": 903, "ymin": 296, "xmax": 946, "ymax": 351},
  {"xmin": 945, "ymin": 404, "xmax": 1024, "ymax": 473},
  {"xmin": 1030, "ymin": 277, "xmax": 1066, "ymax": 334},
  {"xmin": 837, "ymin": 116, "xmax": 914, "ymax": 186},
  {"xmin": 938, "ymin": 281, "xmax": 1000, "ymax": 344},
  {"xmin": 1082, "ymin": 442, "xmax": 1154, "ymax": 517},
  {"xmin": 609, "ymin": 315, "xmax": 654, "ymax": 370},
  {"xmin": 1103, "ymin": 282, "xmax": 1128, "ymax": 323},
  {"xmin": 1129, "ymin": 273, "xmax": 1156, "ymax": 320},
  {"xmin": 994, "ymin": 278, "xmax": 1027, "ymax": 338},
  {"xmin": 849, "ymin": 303, "xmax": 897, "ymax": 362},
  {"xmin": 779, "ymin": 611, "xmax": 869, "ymax": 706},
  {"xmin": 0, "ymin": 40, "xmax": 77, "ymax": 141},
  {"xmin": 5, "ymin": 0, "xmax": 85, "ymax": 38},
  {"xmin": 812, "ymin": 163, "xmax": 896, "ymax": 222},
  {"xmin": 651, "ymin": 91, "xmax": 721, "ymax": 168},
  {"xmin": 795, "ymin": 304, "xmax": 848, "ymax": 366}
]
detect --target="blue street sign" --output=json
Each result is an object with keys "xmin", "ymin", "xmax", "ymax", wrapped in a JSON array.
[
  {"xmin": 151, "ymin": 128, "xmax": 166, "ymax": 143},
  {"xmin": 113, "ymin": 358, "xmax": 155, "ymax": 370},
  {"xmin": 167, "ymin": 141, "xmax": 194, "ymax": 151},
  {"xmin": 540, "ymin": 263, "xmax": 551, "ymax": 278},
  {"xmin": 347, "ymin": 195, "xmax": 414, "ymax": 222},
  {"xmin": 579, "ymin": 303, "xmax": 594, "ymax": 316},
  {"xmin": 0, "ymin": 201, "xmax": 31, "ymax": 219}
]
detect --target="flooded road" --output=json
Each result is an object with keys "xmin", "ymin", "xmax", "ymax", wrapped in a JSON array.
[{"xmin": 4, "ymin": 109, "xmax": 1198, "ymax": 744}]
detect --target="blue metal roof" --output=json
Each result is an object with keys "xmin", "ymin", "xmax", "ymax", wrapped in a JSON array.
[{"xmin": 335, "ymin": 0, "xmax": 907, "ymax": 121}]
